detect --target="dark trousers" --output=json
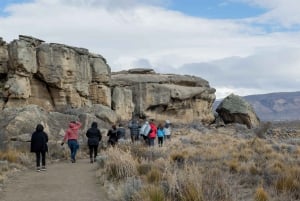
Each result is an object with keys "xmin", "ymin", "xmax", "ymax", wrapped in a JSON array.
[
  {"xmin": 88, "ymin": 145, "xmax": 98, "ymax": 160},
  {"xmin": 35, "ymin": 151, "xmax": 46, "ymax": 167},
  {"xmin": 158, "ymin": 137, "xmax": 164, "ymax": 147}
]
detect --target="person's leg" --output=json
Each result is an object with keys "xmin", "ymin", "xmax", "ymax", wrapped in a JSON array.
[
  {"xmin": 88, "ymin": 145, "xmax": 93, "ymax": 163},
  {"xmin": 93, "ymin": 145, "xmax": 98, "ymax": 161},
  {"xmin": 150, "ymin": 138, "xmax": 154, "ymax": 146},
  {"xmin": 35, "ymin": 152, "xmax": 41, "ymax": 171},
  {"xmin": 68, "ymin": 140, "xmax": 76, "ymax": 162},
  {"xmin": 41, "ymin": 151, "xmax": 46, "ymax": 170}
]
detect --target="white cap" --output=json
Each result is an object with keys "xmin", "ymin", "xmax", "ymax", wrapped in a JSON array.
[{"xmin": 165, "ymin": 120, "xmax": 170, "ymax": 124}]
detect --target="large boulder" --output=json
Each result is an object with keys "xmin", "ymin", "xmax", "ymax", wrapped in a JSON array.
[
  {"xmin": 216, "ymin": 94, "xmax": 260, "ymax": 128},
  {"xmin": 111, "ymin": 71, "xmax": 216, "ymax": 124}
]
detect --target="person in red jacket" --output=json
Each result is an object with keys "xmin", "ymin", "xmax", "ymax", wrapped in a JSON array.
[
  {"xmin": 61, "ymin": 121, "xmax": 82, "ymax": 163},
  {"xmin": 148, "ymin": 119, "xmax": 157, "ymax": 146}
]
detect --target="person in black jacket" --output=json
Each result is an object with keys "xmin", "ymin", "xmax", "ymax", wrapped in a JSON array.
[
  {"xmin": 86, "ymin": 122, "xmax": 102, "ymax": 163},
  {"xmin": 31, "ymin": 124, "xmax": 48, "ymax": 172},
  {"xmin": 107, "ymin": 124, "xmax": 118, "ymax": 147}
]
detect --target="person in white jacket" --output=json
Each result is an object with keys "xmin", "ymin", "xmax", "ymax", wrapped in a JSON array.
[
  {"xmin": 139, "ymin": 120, "xmax": 151, "ymax": 144},
  {"xmin": 163, "ymin": 120, "xmax": 171, "ymax": 140}
]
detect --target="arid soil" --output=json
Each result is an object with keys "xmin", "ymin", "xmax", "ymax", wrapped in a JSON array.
[{"xmin": 0, "ymin": 159, "xmax": 108, "ymax": 201}]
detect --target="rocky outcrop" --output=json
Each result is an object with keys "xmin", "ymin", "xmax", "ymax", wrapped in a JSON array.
[
  {"xmin": 216, "ymin": 94, "xmax": 260, "ymax": 128},
  {"xmin": 111, "ymin": 72, "xmax": 216, "ymax": 124},
  {"xmin": 0, "ymin": 35, "xmax": 217, "ymax": 149},
  {"xmin": 2, "ymin": 35, "xmax": 111, "ymax": 111}
]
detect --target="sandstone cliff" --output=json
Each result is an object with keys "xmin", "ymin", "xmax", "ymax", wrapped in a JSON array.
[{"xmin": 0, "ymin": 35, "xmax": 216, "ymax": 126}]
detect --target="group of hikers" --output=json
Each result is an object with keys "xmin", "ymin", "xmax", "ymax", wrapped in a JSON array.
[
  {"xmin": 107, "ymin": 119, "xmax": 171, "ymax": 147},
  {"xmin": 30, "ymin": 118, "xmax": 171, "ymax": 171}
]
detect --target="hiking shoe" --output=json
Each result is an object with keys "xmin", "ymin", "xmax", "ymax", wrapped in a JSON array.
[
  {"xmin": 41, "ymin": 166, "xmax": 47, "ymax": 171},
  {"xmin": 36, "ymin": 167, "xmax": 41, "ymax": 172}
]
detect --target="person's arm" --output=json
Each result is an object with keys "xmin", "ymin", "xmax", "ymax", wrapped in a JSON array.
[
  {"xmin": 98, "ymin": 130, "xmax": 102, "ymax": 141},
  {"xmin": 75, "ymin": 121, "xmax": 82, "ymax": 129},
  {"xmin": 61, "ymin": 130, "xmax": 68, "ymax": 145}
]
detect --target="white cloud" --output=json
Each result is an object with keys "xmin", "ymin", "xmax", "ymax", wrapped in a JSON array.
[
  {"xmin": 236, "ymin": 0, "xmax": 300, "ymax": 27},
  {"xmin": 0, "ymin": 0, "xmax": 299, "ymax": 99}
]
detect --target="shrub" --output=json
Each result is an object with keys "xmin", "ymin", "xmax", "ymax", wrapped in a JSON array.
[
  {"xmin": 227, "ymin": 160, "xmax": 239, "ymax": 173},
  {"xmin": 0, "ymin": 149, "xmax": 19, "ymax": 163},
  {"xmin": 167, "ymin": 165, "xmax": 204, "ymax": 201},
  {"xmin": 202, "ymin": 169, "xmax": 233, "ymax": 201},
  {"xmin": 133, "ymin": 185, "xmax": 166, "ymax": 201},
  {"xmin": 147, "ymin": 167, "xmax": 162, "ymax": 184},
  {"xmin": 123, "ymin": 177, "xmax": 143, "ymax": 201},
  {"xmin": 170, "ymin": 152, "xmax": 187, "ymax": 167},
  {"xmin": 137, "ymin": 163, "xmax": 152, "ymax": 175},
  {"xmin": 104, "ymin": 147, "xmax": 138, "ymax": 180},
  {"xmin": 254, "ymin": 187, "xmax": 269, "ymax": 201}
]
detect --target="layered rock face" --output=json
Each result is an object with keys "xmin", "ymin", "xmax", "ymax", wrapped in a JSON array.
[
  {"xmin": 1, "ymin": 35, "xmax": 111, "ymax": 111},
  {"xmin": 111, "ymin": 69, "xmax": 216, "ymax": 123},
  {"xmin": 0, "ymin": 35, "xmax": 217, "ymax": 149}
]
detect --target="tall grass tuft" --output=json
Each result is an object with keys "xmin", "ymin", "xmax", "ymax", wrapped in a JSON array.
[
  {"xmin": 0, "ymin": 149, "xmax": 19, "ymax": 163},
  {"xmin": 254, "ymin": 187, "xmax": 269, "ymax": 201},
  {"xmin": 133, "ymin": 185, "xmax": 166, "ymax": 201},
  {"xmin": 104, "ymin": 147, "xmax": 138, "ymax": 181}
]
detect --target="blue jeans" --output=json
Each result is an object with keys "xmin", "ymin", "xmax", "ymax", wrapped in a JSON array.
[{"xmin": 68, "ymin": 140, "xmax": 79, "ymax": 161}]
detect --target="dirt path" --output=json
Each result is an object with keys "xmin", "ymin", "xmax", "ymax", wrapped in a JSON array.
[{"xmin": 0, "ymin": 159, "xmax": 108, "ymax": 201}]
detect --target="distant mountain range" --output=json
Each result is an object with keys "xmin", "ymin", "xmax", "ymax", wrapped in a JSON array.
[{"xmin": 214, "ymin": 91, "xmax": 300, "ymax": 121}]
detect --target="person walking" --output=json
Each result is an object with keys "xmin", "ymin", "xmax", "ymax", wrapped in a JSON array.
[
  {"xmin": 128, "ymin": 118, "xmax": 140, "ymax": 143},
  {"xmin": 117, "ymin": 123, "xmax": 126, "ymax": 141},
  {"xmin": 86, "ymin": 122, "xmax": 102, "ymax": 163},
  {"xmin": 157, "ymin": 123, "xmax": 165, "ymax": 147},
  {"xmin": 164, "ymin": 120, "xmax": 172, "ymax": 141},
  {"xmin": 30, "ymin": 124, "xmax": 48, "ymax": 172},
  {"xmin": 61, "ymin": 121, "xmax": 82, "ymax": 163},
  {"xmin": 140, "ymin": 120, "xmax": 150, "ymax": 145},
  {"xmin": 107, "ymin": 124, "xmax": 118, "ymax": 147},
  {"xmin": 148, "ymin": 119, "xmax": 157, "ymax": 146}
]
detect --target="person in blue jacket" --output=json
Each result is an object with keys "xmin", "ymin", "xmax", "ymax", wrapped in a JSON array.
[{"xmin": 157, "ymin": 123, "xmax": 165, "ymax": 147}]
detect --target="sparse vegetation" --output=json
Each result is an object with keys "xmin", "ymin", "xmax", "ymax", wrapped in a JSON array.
[{"xmin": 96, "ymin": 121, "xmax": 300, "ymax": 201}]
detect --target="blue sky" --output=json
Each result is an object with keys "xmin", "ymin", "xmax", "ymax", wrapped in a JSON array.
[
  {"xmin": 168, "ymin": 0, "xmax": 266, "ymax": 19},
  {"xmin": 0, "ymin": 0, "xmax": 266, "ymax": 19},
  {"xmin": 0, "ymin": 0, "xmax": 300, "ymax": 98}
]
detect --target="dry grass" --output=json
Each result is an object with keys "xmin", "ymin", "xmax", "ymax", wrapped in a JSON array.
[
  {"xmin": 95, "ymin": 122, "xmax": 300, "ymax": 201},
  {"xmin": 103, "ymin": 147, "xmax": 138, "ymax": 181},
  {"xmin": 0, "ymin": 149, "xmax": 20, "ymax": 163},
  {"xmin": 254, "ymin": 187, "xmax": 269, "ymax": 201}
]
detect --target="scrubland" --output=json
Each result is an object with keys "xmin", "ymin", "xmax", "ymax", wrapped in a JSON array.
[
  {"xmin": 96, "ymin": 121, "xmax": 300, "ymax": 201},
  {"xmin": 0, "ymin": 121, "xmax": 299, "ymax": 201}
]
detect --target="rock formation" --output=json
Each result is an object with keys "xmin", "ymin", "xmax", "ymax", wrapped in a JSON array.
[
  {"xmin": 216, "ymin": 93, "xmax": 260, "ymax": 128},
  {"xmin": 0, "ymin": 35, "xmax": 216, "ymax": 149}
]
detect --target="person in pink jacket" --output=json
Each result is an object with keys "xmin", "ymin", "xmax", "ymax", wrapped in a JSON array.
[{"xmin": 61, "ymin": 121, "xmax": 82, "ymax": 163}]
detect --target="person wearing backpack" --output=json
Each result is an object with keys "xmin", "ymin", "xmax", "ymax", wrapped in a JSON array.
[
  {"xmin": 140, "ymin": 120, "xmax": 150, "ymax": 145},
  {"xmin": 31, "ymin": 124, "xmax": 48, "ymax": 172},
  {"xmin": 86, "ymin": 122, "xmax": 102, "ymax": 163}
]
